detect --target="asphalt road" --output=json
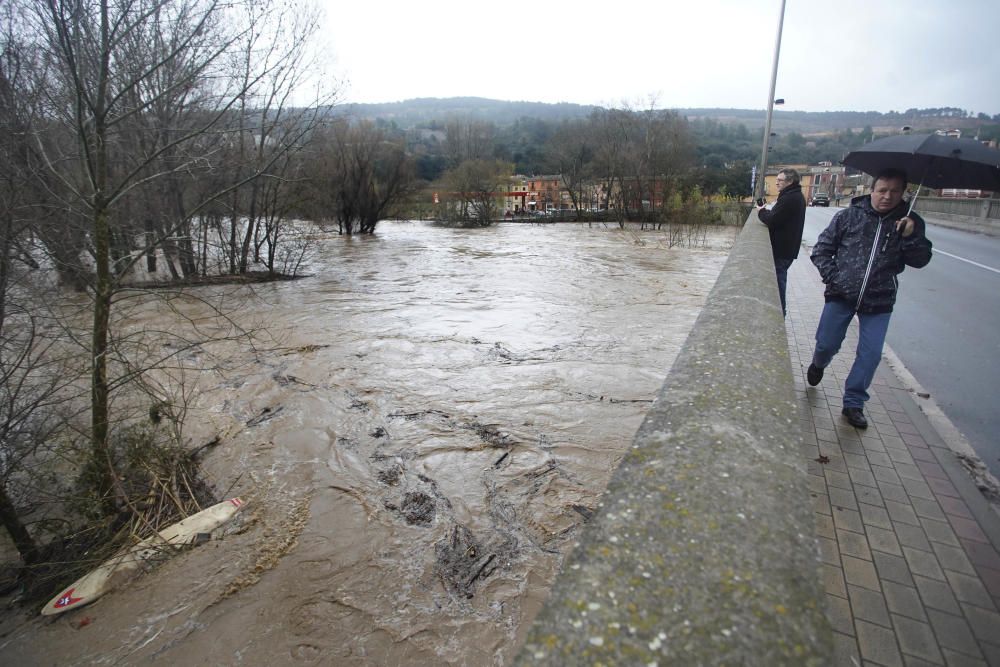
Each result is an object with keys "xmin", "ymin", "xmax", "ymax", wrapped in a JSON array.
[{"xmin": 801, "ymin": 206, "xmax": 1000, "ymax": 477}]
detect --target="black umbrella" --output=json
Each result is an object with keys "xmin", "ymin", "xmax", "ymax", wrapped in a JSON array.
[{"xmin": 842, "ymin": 133, "xmax": 1000, "ymax": 213}]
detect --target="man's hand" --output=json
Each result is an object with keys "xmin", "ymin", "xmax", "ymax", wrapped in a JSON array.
[{"xmin": 896, "ymin": 216, "xmax": 915, "ymax": 237}]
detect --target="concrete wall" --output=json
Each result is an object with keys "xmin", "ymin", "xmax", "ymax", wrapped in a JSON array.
[
  {"xmin": 915, "ymin": 197, "xmax": 1000, "ymax": 220},
  {"xmin": 920, "ymin": 213, "xmax": 1000, "ymax": 238},
  {"xmin": 515, "ymin": 215, "xmax": 832, "ymax": 665}
]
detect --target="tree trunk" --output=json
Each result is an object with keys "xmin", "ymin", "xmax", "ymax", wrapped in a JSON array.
[
  {"xmin": 91, "ymin": 206, "xmax": 118, "ymax": 516},
  {"xmin": 0, "ymin": 486, "xmax": 38, "ymax": 565},
  {"xmin": 158, "ymin": 234, "xmax": 182, "ymax": 280},
  {"xmin": 177, "ymin": 233, "xmax": 196, "ymax": 277},
  {"xmin": 228, "ymin": 211, "xmax": 239, "ymax": 274},
  {"xmin": 90, "ymin": 0, "xmax": 120, "ymax": 515},
  {"xmin": 34, "ymin": 223, "xmax": 89, "ymax": 291},
  {"xmin": 238, "ymin": 186, "xmax": 258, "ymax": 273},
  {"xmin": 144, "ymin": 219, "xmax": 157, "ymax": 273}
]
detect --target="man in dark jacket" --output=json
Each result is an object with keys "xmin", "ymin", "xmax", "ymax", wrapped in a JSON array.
[
  {"xmin": 756, "ymin": 168, "xmax": 806, "ymax": 316},
  {"xmin": 807, "ymin": 168, "xmax": 933, "ymax": 429}
]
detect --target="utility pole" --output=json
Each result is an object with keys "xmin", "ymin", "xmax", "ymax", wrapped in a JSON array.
[{"xmin": 756, "ymin": 0, "xmax": 787, "ymax": 202}]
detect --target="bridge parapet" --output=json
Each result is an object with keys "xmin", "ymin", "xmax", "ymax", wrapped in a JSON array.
[{"xmin": 515, "ymin": 214, "xmax": 832, "ymax": 665}]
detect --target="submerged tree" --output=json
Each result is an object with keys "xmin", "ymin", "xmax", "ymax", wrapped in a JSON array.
[
  {"xmin": 0, "ymin": 17, "xmax": 83, "ymax": 563},
  {"xmin": 14, "ymin": 0, "xmax": 333, "ymax": 516},
  {"xmin": 547, "ymin": 119, "xmax": 595, "ymax": 219},
  {"xmin": 439, "ymin": 159, "xmax": 513, "ymax": 227},
  {"xmin": 303, "ymin": 119, "xmax": 414, "ymax": 235}
]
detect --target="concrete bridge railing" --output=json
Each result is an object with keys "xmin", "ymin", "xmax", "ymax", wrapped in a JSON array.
[
  {"xmin": 912, "ymin": 197, "xmax": 1000, "ymax": 237},
  {"xmin": 515, "ymin": 215, "xmax": 832, "ymax": 665},
  {"xmin": 914, "ymin": 196, "xmax": 1000, "ymax": 221}
]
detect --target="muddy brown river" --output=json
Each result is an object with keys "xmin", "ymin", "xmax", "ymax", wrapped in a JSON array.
[{"xmin": 0, "ymin": 221, "xmax": 733, "ymax": 666}]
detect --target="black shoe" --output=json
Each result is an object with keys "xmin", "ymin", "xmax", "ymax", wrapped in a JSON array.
[
  {"xmin": 807, "ymin": 363, "xmax": 824, "ymax": 386},
  {"xmin": 842, "ymin": 407, "xmax": 868, "ymax": 429}
]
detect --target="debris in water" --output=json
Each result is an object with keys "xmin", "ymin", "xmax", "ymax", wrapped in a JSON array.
[
  {"xmin": 281, "ymin": 344, "xmax": 330, "ymax": 356},
  {"xmin": 377, "ymin": 465, "xmax": 403, "ymax": 486},
  {"xmin": 388, "ymin": 409, "xmax": 451, "ymax": 421},
  {"xmin": 246, "ymin": 406, "xmax": 283, "ymax": 427},
  {"xmin": 273, "ymin": 374, "xmax": 317, "ymax": 389},
  {"xmin": 400, "ymin": 491, "xmax": 435, "ymax": 526},
  {"xmin": 434, "ymin": 525, "xmax": 514, "ymax": 599},
  {"xmin": 468, "ymin": 421, "xmax": 516, "ymax": 448}
]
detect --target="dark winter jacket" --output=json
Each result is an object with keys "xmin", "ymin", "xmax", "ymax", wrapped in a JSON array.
[
  {"xmin": 757, "ymin": 183, "xmax": 806, "ymax": 260},
  {"xmin": 811, "ymin": 194, "xmax": 933, "ymax": 314}
]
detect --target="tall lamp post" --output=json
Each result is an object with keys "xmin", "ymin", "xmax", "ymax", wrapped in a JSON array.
[{"xmin": 756, "ymin": 0, "xmax": 787, "ymax": 202}]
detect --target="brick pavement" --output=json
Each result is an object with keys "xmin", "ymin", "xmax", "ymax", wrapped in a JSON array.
[{"xmin": 785, "ymin": 256, "xmax": 1000, "ymax": 666}]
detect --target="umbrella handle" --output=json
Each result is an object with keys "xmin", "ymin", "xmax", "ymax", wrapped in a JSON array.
[
  {"xmin": 906, "ymin": 156, "xmax": 931, "ymax": 218},
  {"xmin": 906, "ymin": 179, "xmax": 924, "ymax": 217},
  {"xmin": 886, "ymin": 179, "xmax": 921, "ymax": 246}
]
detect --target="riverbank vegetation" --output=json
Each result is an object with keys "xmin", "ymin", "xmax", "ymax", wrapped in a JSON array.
[{"xmin": 0, "ymin": 0, "xmax": 335, "ymax": 603}]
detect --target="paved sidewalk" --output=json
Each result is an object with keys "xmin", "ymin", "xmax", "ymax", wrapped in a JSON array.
[{"xmin": 785, "ymin": 256, "xmax": 1000, "ymax": 666}]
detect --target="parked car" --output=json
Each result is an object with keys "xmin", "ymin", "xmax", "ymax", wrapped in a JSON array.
[{"xmin": 811, "ymin": 192, "xmax": 830, "ymax": 207}]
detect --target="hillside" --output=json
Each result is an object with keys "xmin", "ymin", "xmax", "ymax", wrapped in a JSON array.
[
  {"xmin": 338, "ymin": 97, "xmax": 994, "ymax": 135},
  {"xmin": 339, "ymin": 97, "xmax": 598, "ymax": 127}
]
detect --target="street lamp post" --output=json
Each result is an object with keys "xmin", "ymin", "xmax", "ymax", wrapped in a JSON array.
[{"xmin": 756, "ymin": 0, "xmax": 787, "ymax": 202}]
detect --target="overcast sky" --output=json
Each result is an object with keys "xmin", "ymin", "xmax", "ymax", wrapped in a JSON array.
[{"xmin": 319, "ymin": 0, "xmax": 1000, "ymax": 115}]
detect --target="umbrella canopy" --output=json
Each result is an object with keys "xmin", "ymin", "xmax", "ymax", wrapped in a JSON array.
[{"xmin": 842, "ymin": 133, "xmax": 1000, "ymax": 191}]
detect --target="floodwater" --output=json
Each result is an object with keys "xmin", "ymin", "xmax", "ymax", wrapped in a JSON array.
[{"xmin": 0, "ymin": 221, "xmax": 733, "ymax": 666}]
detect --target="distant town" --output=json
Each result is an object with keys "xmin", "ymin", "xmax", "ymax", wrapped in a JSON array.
[{"xmin": 430, "ymin": 127, "xmax": 997, "ymax": 221}]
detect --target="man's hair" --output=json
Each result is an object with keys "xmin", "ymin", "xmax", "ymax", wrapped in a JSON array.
[
  {"xmin": 778, "ymin": 168, "xmax": 800, "ymax": 185},
  {"xmin": 873, "ymin": 167, "xmax": 908, "ymax": 185}
]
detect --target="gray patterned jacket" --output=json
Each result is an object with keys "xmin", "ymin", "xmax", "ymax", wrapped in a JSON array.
[{"xmin": 811, "ymin": 194, "xmax": 933, "ymax": 314}]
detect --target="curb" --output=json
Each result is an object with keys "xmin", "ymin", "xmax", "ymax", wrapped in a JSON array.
[{"xmin": 882, "ymin": 344, "xmax": 1000, "ymax": 523}]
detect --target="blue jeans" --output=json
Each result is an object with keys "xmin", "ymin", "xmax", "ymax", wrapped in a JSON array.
[
  {"xmin": 774, "ymin": 258, "xmax": 794, "ymax": 317},
  {"xmin": 812, "ymin": 300, "xmax": 892, "ymax": 409}
]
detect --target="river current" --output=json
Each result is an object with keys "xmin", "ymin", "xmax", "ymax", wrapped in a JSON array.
[{"xmin": 1, "ymin": 221, "xmax": 734, "ymax": 665}]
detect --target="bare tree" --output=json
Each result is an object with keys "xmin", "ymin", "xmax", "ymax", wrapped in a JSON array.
[
  {"xmin": 599, "ymin": 104, "xmax": 696, "ymax": 225},
  {"xmin": 306, "ymin": 119, "xmax": 414, "ymax": 235},
  {"xmin": 0, "ymin": 18, "xmax": 85, "ymax": 562},
  {"xmin": 219, "ymin": 0, "xmax": 329, "ymax": 274},
  {"xmin": 444, "ymin": 118, "xmax": 496, "ymax": 166},
  {"xmin": 22, "ymin": 0, "xmax": 331, "ymax": 514},
  {"xmin": 590, "ymin": 108, "xmax": 630, "ymax": 226},
  {"xmin": 547, "ymin": 119, "xmax": 594, "ymax": 219},
  {"xmin": 0, "ymin": 298, "xmax": 82, "ymax": 565},
  {"xmin": 643, "ymin": 108, "xmax": 695, "ymax": 222},
  {"xmin": 440, "ymin": 159, "xmax": 512, "ymax": 227}
]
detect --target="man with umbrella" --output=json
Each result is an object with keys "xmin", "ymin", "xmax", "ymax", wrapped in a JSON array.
[{"xmin": 806, "ymin": 168, "xmax": 933, "ymax": 429}]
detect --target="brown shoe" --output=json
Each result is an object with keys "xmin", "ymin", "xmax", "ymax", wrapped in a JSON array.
[{"xmin": 842, "ymin": 407, "xmax": 868, "ymax": 429}]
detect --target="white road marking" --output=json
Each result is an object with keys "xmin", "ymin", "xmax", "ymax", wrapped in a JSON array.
[{"xmin": 935, "ymin": 249, "xmax": 1000, "ymax": 274}]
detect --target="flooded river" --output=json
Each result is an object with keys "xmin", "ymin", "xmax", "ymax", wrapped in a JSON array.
[{"xmin": 1, "ymin": 221, "xmax": 734, "ymax": 665}]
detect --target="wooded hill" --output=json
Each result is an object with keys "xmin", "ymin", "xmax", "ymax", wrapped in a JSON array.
[
  {"xmin": 339, "ymin": 97, "xmax": 998, "ymax": 136},
  {"xmin": 329, "ymin": 97, "xmax": 1000, "ymax": 184}
]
